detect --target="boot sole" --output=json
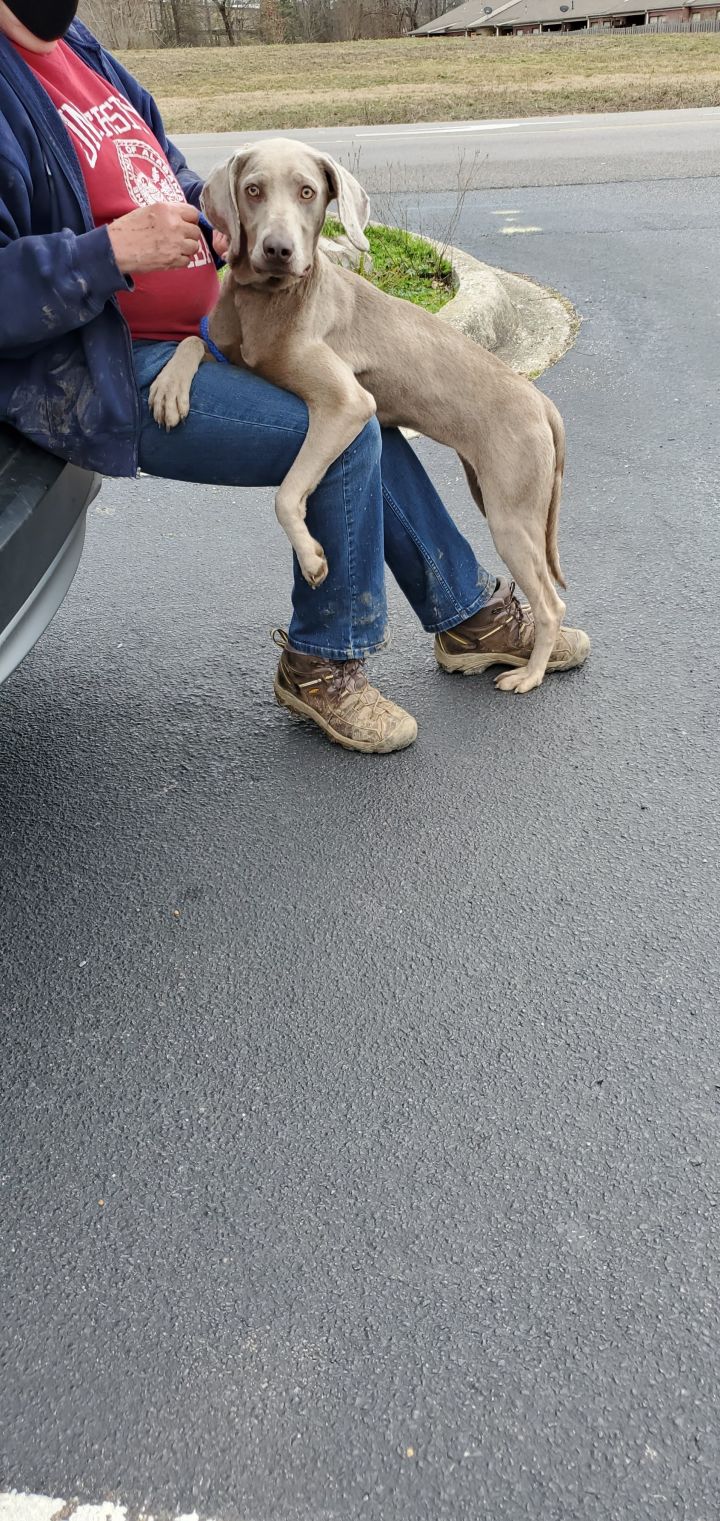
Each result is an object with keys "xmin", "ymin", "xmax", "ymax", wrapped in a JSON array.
[
  {"xmin": 273, "ymin": 678, "xmax": 417, "ymax": 754},
  {"xmin": 435, "ymin": 634, "xmax": 591, "ymax": 676}
]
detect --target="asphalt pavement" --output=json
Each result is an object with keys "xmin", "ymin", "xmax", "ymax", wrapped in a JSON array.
[
  {"xmin": 176, "ymin": 105, "xmax": 720, "ymax": 191},
  {"xmin": 1, "ymin": 142, "xmax": 719, "ymax": 1520}
]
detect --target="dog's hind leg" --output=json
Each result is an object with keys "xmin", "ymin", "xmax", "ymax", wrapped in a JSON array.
[
  {"xmin": 483, "ymin": 482, "xmax": 566, "ymax": 695},
  {"xmin": 460, "ymin": 456, "xmax": 486, "ymax": 517}
]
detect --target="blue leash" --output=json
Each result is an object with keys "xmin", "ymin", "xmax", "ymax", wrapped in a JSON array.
[{"xmin": 200, "ymin": 313, "xmax": 230, "ymax": 367}]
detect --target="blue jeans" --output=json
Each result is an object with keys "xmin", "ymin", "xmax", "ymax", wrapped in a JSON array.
[{"xmin": 133, "ymin": 340, "xmax": 495, "ymax": 661}]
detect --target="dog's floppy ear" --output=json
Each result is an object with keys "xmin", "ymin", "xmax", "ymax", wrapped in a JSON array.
[
  {"xmin": 200, "ymin": 149, "xmax": 252, "ymax": 257},
  {"xmin": 319, "ymin": 155, "xmax": 370, "ymax": 254}
]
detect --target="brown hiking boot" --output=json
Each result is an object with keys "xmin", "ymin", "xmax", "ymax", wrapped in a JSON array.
[
  {"xmin": 273, "ymin": 631, "xmax": 417, "ymax": 754},
  {"xmin": 435, "ymin": 579, "xmax": 590, "ymax": 677}
]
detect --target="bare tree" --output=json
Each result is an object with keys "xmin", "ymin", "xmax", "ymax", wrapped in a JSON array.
[
  {"xmin": 78, "ymin": 0, "xmax": 155, "ymax": 47},
  {"xmin": 220, "ymin": 0, "xmax": 263, "ymax": 40},
  {"xmin": 386, "ymin": 0, "xmax": 423, "ymax": 32},
  {"xmin": 164, "ymin": 0, "xmax": 200, "ymax": 42},
  {"xmin": 259, "ymin": 0, "xmax": 287, "ymax": 40},
  {"xmin": 289, "ymin": 0, "xmax": 334, "ymax": 41},
  {"xmin": 207, "ymin": 0, "xmax": 236, "ymax": 41},
  {"xmin": 81, "ymin": 0, "xmax": 455, "ymax": 46}
]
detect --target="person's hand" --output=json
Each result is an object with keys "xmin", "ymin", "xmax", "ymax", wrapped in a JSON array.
[
  {"xmin": 212, "ymin": 229, "xmax": 231, "ymax": 261},
  {"xmin": 107, "ymin": 203, "xmax": 203, "ymax": 275}
]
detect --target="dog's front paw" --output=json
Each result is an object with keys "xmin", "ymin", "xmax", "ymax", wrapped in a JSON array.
[
  {"xmin": 495, "ymin": 666, "xmax": 543, "ymax": 694},
  {"xmin": 149, "ymin": 374, "xmax": 191, "ymax": 431},
  {"xmin": 300, "ymin": 541, "xmax": 329, "ymax": 588}
]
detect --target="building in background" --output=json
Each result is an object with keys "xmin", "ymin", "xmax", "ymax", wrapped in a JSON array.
[{"xmin": 413, "ymin": 0, "xmax": 720, "ymax": 33}]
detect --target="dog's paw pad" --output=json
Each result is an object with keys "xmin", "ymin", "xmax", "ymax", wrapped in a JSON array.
[
  {"xmin": 495, "ymin": 667, "xmax": 542, "ymax": 694},
  {"xmin": 305, "ymin": 558, "xmax": 329, "ymax": 588},
  {"xmin": 149, "ymin": 384, "xmax": 187, "ymax": 431},
  {"xmin": 301, "ymin": 543, "xmax": 329, "ymax": 588}
]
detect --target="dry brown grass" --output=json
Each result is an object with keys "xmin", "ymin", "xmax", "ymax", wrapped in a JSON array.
[{"xmin": 118, "ymin": 33, "xmax": 720, "ymax": 132}]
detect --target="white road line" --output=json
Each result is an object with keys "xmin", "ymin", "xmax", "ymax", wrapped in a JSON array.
[
  {"xmin": 355, "ymin": 122, "xmax": 521, "ymax": 137},
  {"xmin": 352, "ymin": 113, "xmax": 590, "ymax": 135},
  {"xmin": 0, "ymin": 1498, "xmax": 206, "ymax": 1521},
  {"xmin": 176, "ymin": 108, "xmax": 720, "ymax": 151},
  {"xmin": 354, "ymin": 115, "xmax": 720, "ymax": 141},
  {"xmin": 0, "ymin": 1500, "xmax": 67, "ymax": 1521}
]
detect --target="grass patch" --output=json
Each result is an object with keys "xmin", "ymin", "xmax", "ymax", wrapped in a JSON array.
[
  {"xmin": 118, "ymin": 34, "xmax": 720, "ymax": 132},
  {"xmin": 216, "ymin": 221, "xmax": 454, "ymax": 311},
  {"xmin": 324, "ymin": 218, "xmax": 454, "ymax": 313}
]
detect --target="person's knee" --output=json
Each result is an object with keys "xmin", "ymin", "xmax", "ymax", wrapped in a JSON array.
[
  {"xmin": 316, "ymin": 416, "xmax": 382, "ymax": 490},
  {"xmin": 348, "ymin": 415, "xmax": 382, "ymax": 467}
]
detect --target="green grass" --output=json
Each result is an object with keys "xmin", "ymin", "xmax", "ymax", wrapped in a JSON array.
[
  {"xmin": 324, "ymin": 219, "xmax": 454, "ymax": 313},
  {"xmin": 217, "ymin": 222, "xmax": 453, "ymax": 311},
  {"xmin": 119, "ymin": 34, "xmax": 720, "ymax": 132}
]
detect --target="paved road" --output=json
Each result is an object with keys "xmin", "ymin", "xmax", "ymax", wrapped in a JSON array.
[
  {"xmin": 2, "ymin": 161, "xmax": 720, "ymax": 1517},
  {"xmin": 176, "ymin": 105, "xmax": 720, "ymax": 191}
]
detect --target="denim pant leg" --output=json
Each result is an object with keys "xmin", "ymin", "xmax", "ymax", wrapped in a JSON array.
[
  {"xmin": 134, "ymin": 340, "xmax": 387, "ymax": 660},
  {"xmin": 133, "ymin": 340, "xmax": 494, "ymax": 659},
  {"xmin": 380, "ymin": 427, "xmax": 496, "ymax": 632}
]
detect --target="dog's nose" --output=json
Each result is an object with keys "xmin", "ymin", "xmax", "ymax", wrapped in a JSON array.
[{"xmin": 263, "ymin": 235, "xmax": 293, "ymax": 264}]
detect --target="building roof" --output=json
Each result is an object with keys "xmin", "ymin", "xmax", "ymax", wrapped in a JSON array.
[
  {"xmin": 414, "ymin": 0, "xmax": 498, "ymax": 32},
  {"xmin": 414, "ymin": 0, "xmax": 696, "ymax": 33}
]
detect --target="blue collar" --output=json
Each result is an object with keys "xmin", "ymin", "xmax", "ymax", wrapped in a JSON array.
[{"xmin": 200, "ymin": 314, "xmax": 230, "ymax": 366}]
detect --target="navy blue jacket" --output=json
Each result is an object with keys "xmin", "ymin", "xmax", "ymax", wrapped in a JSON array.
[{"xmin": 0, "ymin": 20, "xmax": 208, "ymax": 475}]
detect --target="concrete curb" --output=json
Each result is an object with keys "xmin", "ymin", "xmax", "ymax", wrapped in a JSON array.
[
  {"xmin": 322, "ymin": 230, "xmax": 579, "ymax": 380},
  {"xmin": 436, "ymin": 240, "xmax": 579, "ymax": 379}
]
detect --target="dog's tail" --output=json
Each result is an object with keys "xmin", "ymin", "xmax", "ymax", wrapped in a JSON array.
[{"xmin": 545, "ymin": 397, "xmax": 567, "ymax": 589}]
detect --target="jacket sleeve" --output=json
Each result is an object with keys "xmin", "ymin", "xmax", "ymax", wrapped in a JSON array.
[{"xmin": 0, "ymin": 152, "xmax": 130, "ymax": 354}]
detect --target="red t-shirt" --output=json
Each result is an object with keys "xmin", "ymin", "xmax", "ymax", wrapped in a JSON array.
[{"xmin": 15, "ymin": 40, "xmax": 220, "ymax": 342}]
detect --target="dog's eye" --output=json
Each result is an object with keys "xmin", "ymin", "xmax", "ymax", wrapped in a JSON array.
[
  {"xmin": 300, "ymin": 186, "xmax": 316, "ymax": 201},
  {"xmin": 246, "ymin": 184, "xmax": 261, "ymax": 199}
]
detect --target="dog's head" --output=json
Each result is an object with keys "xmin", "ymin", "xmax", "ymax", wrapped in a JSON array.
[{"xmin": 201, "ymin": 138, "xmax": 370, "ymax": 287}]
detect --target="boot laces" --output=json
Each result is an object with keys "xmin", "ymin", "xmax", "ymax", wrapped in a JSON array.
[
  {"xmin": 272, "ymin": 629, "xmax": 366, "ymax": 699},
  {"xmin": 506, "ymin": 583, "xmax": 534, "ymax": 649}
]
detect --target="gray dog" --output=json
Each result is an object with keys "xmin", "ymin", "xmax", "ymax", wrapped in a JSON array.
[{"xmin": 149, "ymin": 139, "xmax": 568, "ymax": 694}]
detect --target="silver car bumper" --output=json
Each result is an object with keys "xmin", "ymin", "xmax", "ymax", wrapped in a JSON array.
[
  {"xmin": 0, "ymin": 507, "xmax": 88, "ymax": 686},
  {"xmin": 0, "ymin": 424, "xmax": 100, "ymax": 686}
]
